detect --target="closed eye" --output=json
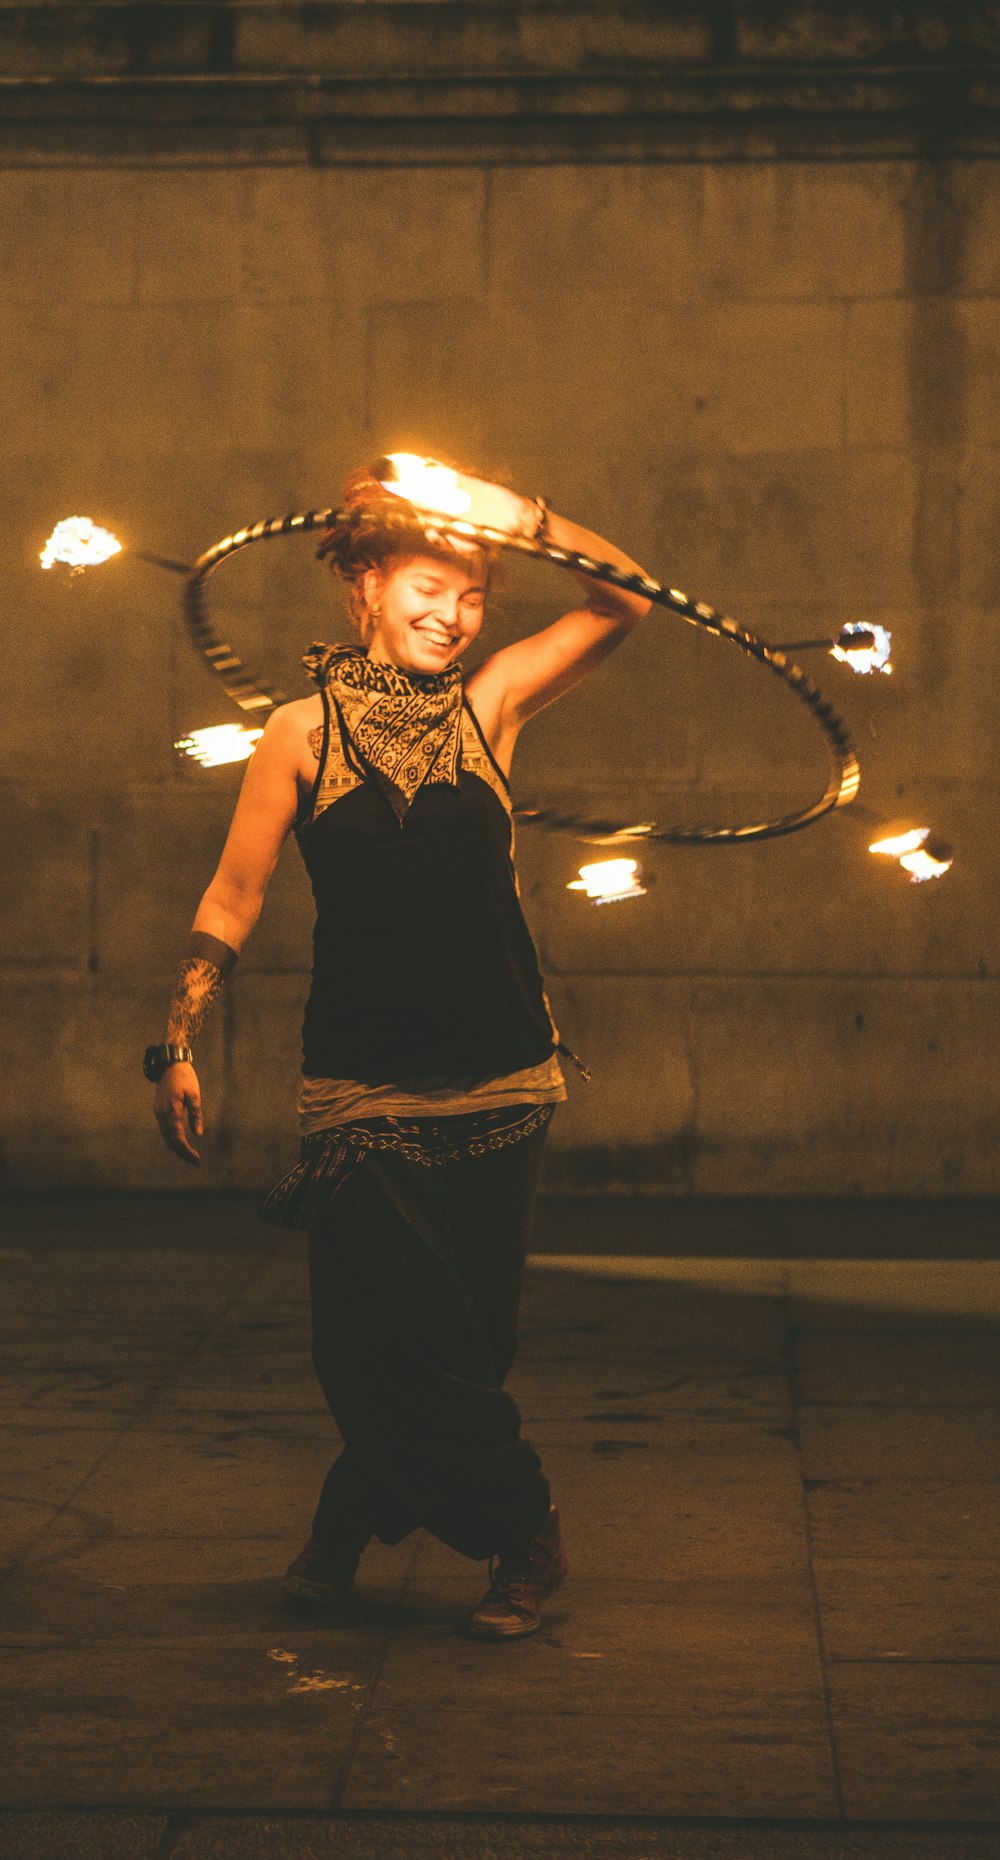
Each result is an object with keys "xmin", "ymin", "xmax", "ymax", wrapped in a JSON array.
[{"xmin": 413, "ymin": 581, "xmax": 483, "ymax": 604}]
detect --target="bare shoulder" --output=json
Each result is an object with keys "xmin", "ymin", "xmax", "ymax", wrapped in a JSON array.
[
  {"xmin": 267, "ymin": 694, "xmax": 324, "ymax": 734},
  {"xmin": 251, "ymin": 695, "xmax": 325, "ymax": 791},
  {"xmin": 267, "ymin": 693, "xmax": 323, "ymax": 742}
]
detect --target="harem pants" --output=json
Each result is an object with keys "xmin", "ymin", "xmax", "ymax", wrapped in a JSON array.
[{"xmin": 305, "ymin": 1117, "xmax": 552, "ymax": 1562}]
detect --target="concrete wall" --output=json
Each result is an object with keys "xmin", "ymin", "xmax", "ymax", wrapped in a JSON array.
[{"xmin": 2, "ymin": 8, "xmax": 999, "ymax": 1194}]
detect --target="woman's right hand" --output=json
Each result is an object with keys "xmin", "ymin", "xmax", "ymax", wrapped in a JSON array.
[
  {"xmin": 154, "ymin": 1062, "xmax": 204, "ymax": 1165},
  {"xmin": 456, "ymin": 475, "xmax": 537, "ymax": 539}
]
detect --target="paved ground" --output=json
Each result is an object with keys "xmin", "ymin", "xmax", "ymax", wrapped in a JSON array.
[{"xmin": 2, "ymin": 1193, "xmax": 999, "ymax": 1859}]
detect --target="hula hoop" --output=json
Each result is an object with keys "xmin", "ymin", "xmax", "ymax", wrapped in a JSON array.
[{"xmin": 183, "ymin": 506, "xmax": 860, "ymax": 845}]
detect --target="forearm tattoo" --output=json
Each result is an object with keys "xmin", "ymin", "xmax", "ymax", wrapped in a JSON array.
[
  {"xmin": 164, "ymin": 934, "xmax": 238, "ymax": 1046},
  {"xmin": 166, "ymin": 958, "xmax": 226, "ymax": 1046}
]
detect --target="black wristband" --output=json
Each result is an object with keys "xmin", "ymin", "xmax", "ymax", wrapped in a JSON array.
[{"xmin": 184, "ymin": 931, "xmax": 238, "ymax": 979}]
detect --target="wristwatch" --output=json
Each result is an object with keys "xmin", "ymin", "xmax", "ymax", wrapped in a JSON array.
[{"xmin": 143, "ymin": 1042, "xmax": 194, "ymax": 1082}]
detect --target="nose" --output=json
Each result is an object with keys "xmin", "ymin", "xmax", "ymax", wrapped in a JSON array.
[{"xmin": 429, "ymin": 592, "xmax": 461, "ymax": 629}]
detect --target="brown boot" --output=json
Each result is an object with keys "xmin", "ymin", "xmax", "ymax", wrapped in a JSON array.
[
  {"xmin": 468, "ymin": 1504, "xmax": 569, "ymax": 1641},
  {"xmin": 281, "ymin": 1530, "xmax": 368, "ymax": 1607}
]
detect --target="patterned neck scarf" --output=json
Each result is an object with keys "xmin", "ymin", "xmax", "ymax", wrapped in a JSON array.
[{"xmin": 302, "ymin": 642, "xmax": 464, "ymax": 824}]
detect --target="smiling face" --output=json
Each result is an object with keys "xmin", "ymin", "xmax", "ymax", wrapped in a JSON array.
[{"xmin": 362, "ymin": 552, "xmax": 487, "ymax": 674}]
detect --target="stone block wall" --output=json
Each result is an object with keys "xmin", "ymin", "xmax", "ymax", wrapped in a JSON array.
[{"xmin": 2, "ymin": 4, "xmax": 998, "ymax": 1193}]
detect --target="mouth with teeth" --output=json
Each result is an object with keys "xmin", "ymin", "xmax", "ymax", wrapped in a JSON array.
[{"xmin": 412, "ymin": 626, "xmax": 454, "ymax": 650}]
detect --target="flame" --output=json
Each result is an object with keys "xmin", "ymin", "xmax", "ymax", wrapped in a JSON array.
[
  {"xmin": 380, "ymin": 454, "xmax": 473, "ymax": 517},
  {"xmin": 831, "ymin": 622, "xmax": 892, "ymax": 675},
  {"xmin": 869, "ymin": 825, "xmax": 953, "ymax": 882},
  {"xmin": 175, "ymin": 724, "xmax": 264, "ymax": 768},
  {"xmin": 40, "ymin": 516, "xmax": 123, "ymax": 573},
  {"xmin": 899, "ymin": 846, "xmax": 953, "ymax": 883},
  {"xmin": 869, "ymin": 827, "xmax": 929, "ymax": 857},
  {"xmin": 567, "ymin": 858, "xmax": 646, "ymax": 904}
]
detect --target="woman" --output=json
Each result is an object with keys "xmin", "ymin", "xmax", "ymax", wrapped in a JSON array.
[{"xmin": 150, "ymin": 461, "xmax": 651, "ymax": 1639}]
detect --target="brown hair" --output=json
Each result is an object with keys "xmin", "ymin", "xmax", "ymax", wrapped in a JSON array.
[{"xmin": 316, "ymin": 463, "xmax": 501, "ymax": 646}]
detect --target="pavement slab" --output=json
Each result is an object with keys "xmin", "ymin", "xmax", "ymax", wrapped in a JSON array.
[
  {"xmin": 2, "ymin": 1195, "xmax": 999, "ymax": 1833},
  {"xmin": 794, "ymin": 1331, "xmax": 1000, "ymax": 1407},
  {"xmin": 519, "ymin": 1279, "xmax": 790, "ymax": 1360},
  {"xmin": 530, "ymin": 1444, "xmax": 811, "ymax": 1578},
  {"xmin": 0, "ymin": 1496, "xmax": 68, "ymax": 1568},
  {"xmin": 0, "ymin": 1369, "xmax": 188, "ymax": 1430},
  {"xmin": 0, "ymin": 1640, "xmax": 380, "ymax": 1808},
  {"xmin": 805, "ymin": 1480, "xmax": 1000, "ymax": 1562},
  {"xmin": 0, "ymin": 1425, "xmax": 121, "ymax": 1514},
  {"xmin": 339, "ymin": 1702, "xmax": 838, "ymax": 1816},
  {"xmin": 828, "ymin": 1662, "xmax": 1000, "ymax": 1820},
  {"xmin": 0, "ymin": 1812, "xmax": 168, "ymax": 1860},
  {"xmin": 5, "ymin": 1816, "xmax": 1000, "ymax": 1860},
  {"xmin": 786, "ymin": 1261, "xmax": 1000, "ymax": 1331},
  {"xmin": 1, "ymin": 1533, "xmax": 414, "ymax": 1648},
  {"xmin": 813, "ymin": 1557, "xmax": 1000, "ymax": 1661},
  {"xmin": 169, "ymin": 1829, "xmax": 1000, "ymax": 1860},
  {"xmin": 37, "ymin": 1428, "xmax": 345, "ymax": 1538},
  {"xmin": 796, "ymin": 1406, "xmax": 1000, "ymax": 1482},
  {"xmin": 509, "ymin": 1355, "xmax": 791, "ymax": 1422}
]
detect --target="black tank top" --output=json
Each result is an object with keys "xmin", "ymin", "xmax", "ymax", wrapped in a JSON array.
[{"xmin": 296, "ymin": 683, "xmax": 557, "ymax": 1082}]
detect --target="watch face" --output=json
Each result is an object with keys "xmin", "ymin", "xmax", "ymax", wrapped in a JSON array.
[{"xmin": 143, "ymin": 1045, "xmax": 164, "ymax": 1082}]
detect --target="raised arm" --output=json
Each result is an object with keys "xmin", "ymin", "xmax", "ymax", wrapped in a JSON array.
[
  {"xmin": 153, "ymin": 702, "xmax": 303, "ymax": 1164},
  {"xmin": 466, "ymin": 500, "xmax": 653, "ymax": 743}
]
